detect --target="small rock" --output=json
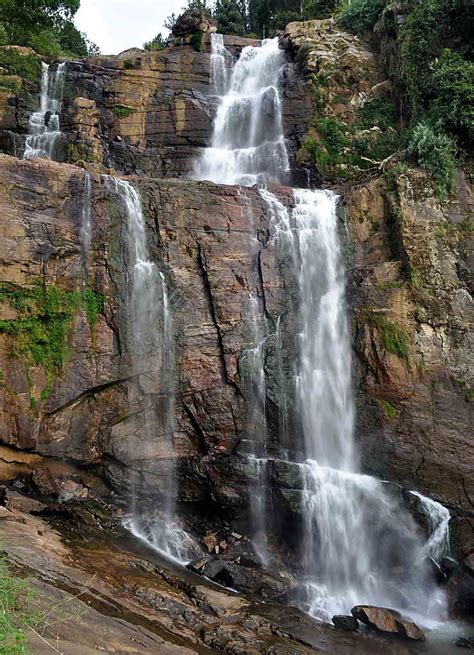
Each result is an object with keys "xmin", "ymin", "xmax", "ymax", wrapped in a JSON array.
[
  {"xmin": 203, "ymin": 531, "xmax": 218, "ymax": 553},
  {"xmin": 455, "ymin": 636, "xmax": 474, "ymax": 648},
  {"xmin": 187, "ymin": 557, "xmax": 209, "ymax": 573},
  {"xmin": 219, "ymin": 540, "xmax": 228, "ymax": 551},
  {"xmin": 4, "ymin": 490, "xmax": 48, "ymax": 514},
  {"xmin": 351, "ymin": 605, "xmax": 425, "ymax": 641},
  {"xmin": 332, "ymin": 615, "xmax": 359, "ymax": 631}
]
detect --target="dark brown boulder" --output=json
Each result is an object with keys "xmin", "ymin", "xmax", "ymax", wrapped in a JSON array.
[
  {"xmin": 351, "ymin": 605, "xmax": 425, "ymax": 641},
  {"xmin": 172, "ymin": 9, "xmax": 217, "ymax": 37},
  {"xmin": 332, "ymin": 615, "xmax": 359, "ymax": 631}
]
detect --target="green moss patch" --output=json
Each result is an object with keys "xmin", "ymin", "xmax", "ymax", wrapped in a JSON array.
[
  {"xmin": 380, "ymin": 399, "xmax": 397, "ymax": 418},
  {"xmin": 370, "ymin": 314, "xmax": 410, "ymax": 360},
  {"xmin": 0, "ymin": 556, "xmax": 37, "ymax": 654},
  {"xmin": 112, "ymin": 105, "xmax": 135, "ymax": 118},
  {"xmin": 0, "ymin": 283, "xmax": 104, "ymax": 403}
]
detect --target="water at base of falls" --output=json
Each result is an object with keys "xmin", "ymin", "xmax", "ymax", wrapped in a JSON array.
[
  {"xmin": 108, "ymin": 176, "xmax": 198, "ymax": 565},
  {"xmin": 24, "ymin": 62, "xmax": 66, "ymax": 160}
]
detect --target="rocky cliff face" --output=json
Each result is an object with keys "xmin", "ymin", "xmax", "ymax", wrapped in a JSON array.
[{"xmin": 0, "ymin": 18, "xmax": 473, "ymax": 620}]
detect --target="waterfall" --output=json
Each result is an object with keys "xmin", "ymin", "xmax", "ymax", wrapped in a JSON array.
[
  {"xmin": 79, "ymin": 173, "xmax": 92, "ymax": 286},
  {"xmin": 209, "ymin": 33, "xmax": 232, "ymax": 95},
  {"xmin": 410, "ymin": 491, "xmax": 451, "ymax": 564},
  {"xmin": 108, "ymin": 177, "xmax": 197, "ymax": 563},
  {"xmin": 24, "ymin": 62, "xmax": 66, "ymax": 160},
  {"xmin": 193, "ymin": 37, "xmax": 289, "ymax": 186},
  {"xmin": 193, "ymin": 34, "xmax": 448, "ymax": 624}
]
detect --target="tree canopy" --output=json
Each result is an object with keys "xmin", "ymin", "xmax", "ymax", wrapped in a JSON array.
[{"xmin": 0, "ymin": 0, "xmax": 99, "ymax": 56}]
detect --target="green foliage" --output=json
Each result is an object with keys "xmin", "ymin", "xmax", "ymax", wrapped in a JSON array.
[
  {"xmin": 190, "ymin": 30, "xmax": 204, "ymax": 52},
  {"xmin": 0, "ymin": 75, "xmax": 19, "ymax": 92},
  {"xmin": 0, "ymin": 48, "xmax": 41, "ymax": 85},
  {"xmin": 370, "ymin": 314, "xmax": 409, "ymax": 360},
  {"xmin": 0, "ymin": 283, "xmax": 104, "ymax": 403},
  {"xmin": 408, "ymin": 122, "xmax": 457, "ymax": 200},
  {"xmin": 112, "ymin": 105, "xmax": 135, "ymax": 118},
  {"xmin": 465, "ymin": 388, "xmax": 474, "ymax": 403},
  {"xmin": 214, "ymin": 0, "xmax": 246, "ymax": 36},
  {"xmin": 358, "ymin": 96, "xmax": 396, "ymax": 130},
  {"xmin": 0, "ymin": 556, "xmax": 36, "ymax": 654},
  {"xmin": 0, "ymin": 0, "xmax": 98, "ymax": 57},
  {"xmin": 143, "ymin": 33, "xmax": 167, "ymax": 51},
  {"xmin": 430, "ymin": 49, "xmax": 474, "ymax": 144},
  {"xmin": 83, "ymin": 288, "xmax": 104, "ymax": 330},
  {"xmin": 381, "ymin": 399, "xmax": 397, "ymax": 418},
  {"xmin": 338, "ymin": 0, "xmax": 386, "ymax": 34}
]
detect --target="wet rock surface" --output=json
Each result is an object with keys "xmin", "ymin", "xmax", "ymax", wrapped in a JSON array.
[
  {"xmin": 351, "ymin": 606, "xmax": 425, "ymax": 641},
  {"xmin": 332, "ymin": 615, "xmax": 359, "ymax": 631}
]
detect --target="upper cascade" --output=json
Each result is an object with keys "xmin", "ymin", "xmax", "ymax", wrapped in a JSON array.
[
  {"xmin": 193, "ymin": 35, "xmax": 289, "ymax": 186},
  {"xmin": 24, "ymin": 61, "xmax": 66, "ymax": 161}
]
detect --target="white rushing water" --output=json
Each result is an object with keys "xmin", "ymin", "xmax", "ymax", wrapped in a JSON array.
[
  {"xmin": 193, "ymin": 37, "xmax": 289, "ymax": 186},
  {"xmin": 209, "ymin": 33, "xmax": 233, "ymax": 95},
  {"xmin": 194, "ymin": 34, "xmax": 449, "ymax": 624},
  {"xmin": 109, "ymin": 177, "xmax": 198, "ymax": 563},
  {"xmin": 79, "ymin": 173, "xmax": 92, "ymax": 286},
  {"xmin": 410, "ymin": 491, "xmax": 451, "ymax": 564},
  {"xmin": 24, "ymin": 62, "xmax": 66, "ymax": 160},
  {"xmin": 259, "ymin": 186, "xmax": 447, "ymax": 622}
]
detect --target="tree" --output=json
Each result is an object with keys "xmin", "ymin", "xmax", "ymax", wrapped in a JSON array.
[
  {"xmin": 214, "ymin": 0, "xmax": 246, "ymax": 35},
  {"xmin": 143, "ymin": 33, "xmax": 167, "ymax": 51},
  {"xmin": 0, "ymin": 0, "xmax": 98, "ymax": 56}
]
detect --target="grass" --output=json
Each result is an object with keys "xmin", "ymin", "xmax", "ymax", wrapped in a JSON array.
[
  {"xmin": 0, "ymin": 557, "xmax": 36, "ymax": 655},
  {"xmin": 0, "ymin": 49, "xmax": 41, "ymax": 87}
]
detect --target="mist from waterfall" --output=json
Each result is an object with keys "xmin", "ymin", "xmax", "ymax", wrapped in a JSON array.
[
  {"xmin": 108, "ymin": 177, "xmax": 197, "ymax": 563},
  {"xmin": 24, "ymin": 62, "xmax": 66, "ymax": 160}
]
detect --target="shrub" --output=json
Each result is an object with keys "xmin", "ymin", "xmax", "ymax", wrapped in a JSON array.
[
  {"xmin": 358, "ymin": 96, "xmax": 396, "ymax": 130},
  {"xmin": 0, "ymin": 48, "xmax": 41, "ymax": 85},
  {"xmin": 338, "ymin": 0, "xmax": 386, "ymax": 35},
  {"xmin": 408, "ymin": 122, "xmax": 457, "ymax": 200},
  {"xmin": 112, "ymin": 105, "xmax": 135, "ymax": 118},
  {"xmin": 430, "ymin": 49, "xmax": 474, "ymax": 145}
]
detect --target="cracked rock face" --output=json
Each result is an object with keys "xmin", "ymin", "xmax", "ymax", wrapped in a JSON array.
[{"xmin": 346, "ymin": 170, "xmax": 474, "ymax": 569}]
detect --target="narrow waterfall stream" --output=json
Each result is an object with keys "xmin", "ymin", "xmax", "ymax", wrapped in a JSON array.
[
  {"xmin": 24, "ymin": 61, "xmax": 66, "ymax": 160},
  {"xmin": 108, "ymin": 177, "xmax": 198, "ymax": 563},
  {"xmin": 194, "ymin": 33, "xmax": 451, "ymax": 627}
]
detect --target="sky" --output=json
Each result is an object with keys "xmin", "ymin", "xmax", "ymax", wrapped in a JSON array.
[{"xmin": 75, "ymin": 0, "xmax": 188, "ymax": 55}]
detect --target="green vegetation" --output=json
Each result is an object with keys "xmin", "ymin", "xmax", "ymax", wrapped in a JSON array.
[
  {"xmin": 465, "ymin": 388, "xmax": 474, "ymax": 403},
  {"xmin": 190, "ymin": 30, "xmax": 204, "ymax": 52},
  {"xmin": 370, "ymin": 314, "xmax": 409, "ymax": 360},
  {"xmin": 112, "ymin": 105, "xmax": 135, "ymax": 119},
  {"xmin": 381, "ymin": 398, "xmax": 397, "ymax": 418},
  {"xmin": 408, "ymin": 123, "xmax": 457, "ymax": 200},
  {"xmin": 0, "ymin": 0, "xmax": 99, "ymax": 57},
  {"xmin": 0, "ymin": 283, "xmax": 104, "ymax": 403},
  {"xmin": 143, "ymin": 33, "xmax": 167, "ymax": 51},
  {"xmin": 337, "ymin": 0, "xmax": 473, "ymax": 198},
  {"xmin": 0, "ymin": 48, "xmax": 41, "ymax": 90},
  {"xmin": 303, "ymin": 108, "xmax": 400, "ymax": 180},
  {"xmin": 0, "ymin": 556, "xmax": 36, "ymax": 654}
]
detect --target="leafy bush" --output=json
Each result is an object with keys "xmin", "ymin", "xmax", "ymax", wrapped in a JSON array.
[
  {"xmin": 430, "ymin": 49, "xmax": 474, "ymax": 145},
  {"xmin": 338, "ymin": 0, "xmax": 386, "ymax": 34},
  {"xmin": 0, "ymin": 48, "xmax": 41, "ymax": 85},
  {"xmin": 143, "ymin": 33, "xmax": 167, "ymax": 51},
  {"xmin": 358, "ymin": 96, "xmax": 396, "ymax": 130},
  {"xmin": 408, "ymin": 122, "xmax": 457, "ymax": 200},
  {"xmin": 112, "ymin": 105, "xmax": 135, "ymax": 118}
]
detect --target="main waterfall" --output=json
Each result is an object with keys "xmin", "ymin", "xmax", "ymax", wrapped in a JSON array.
[{"xmin": 194, "ymin": 34, "xmax": 449, "ymax": 624}]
